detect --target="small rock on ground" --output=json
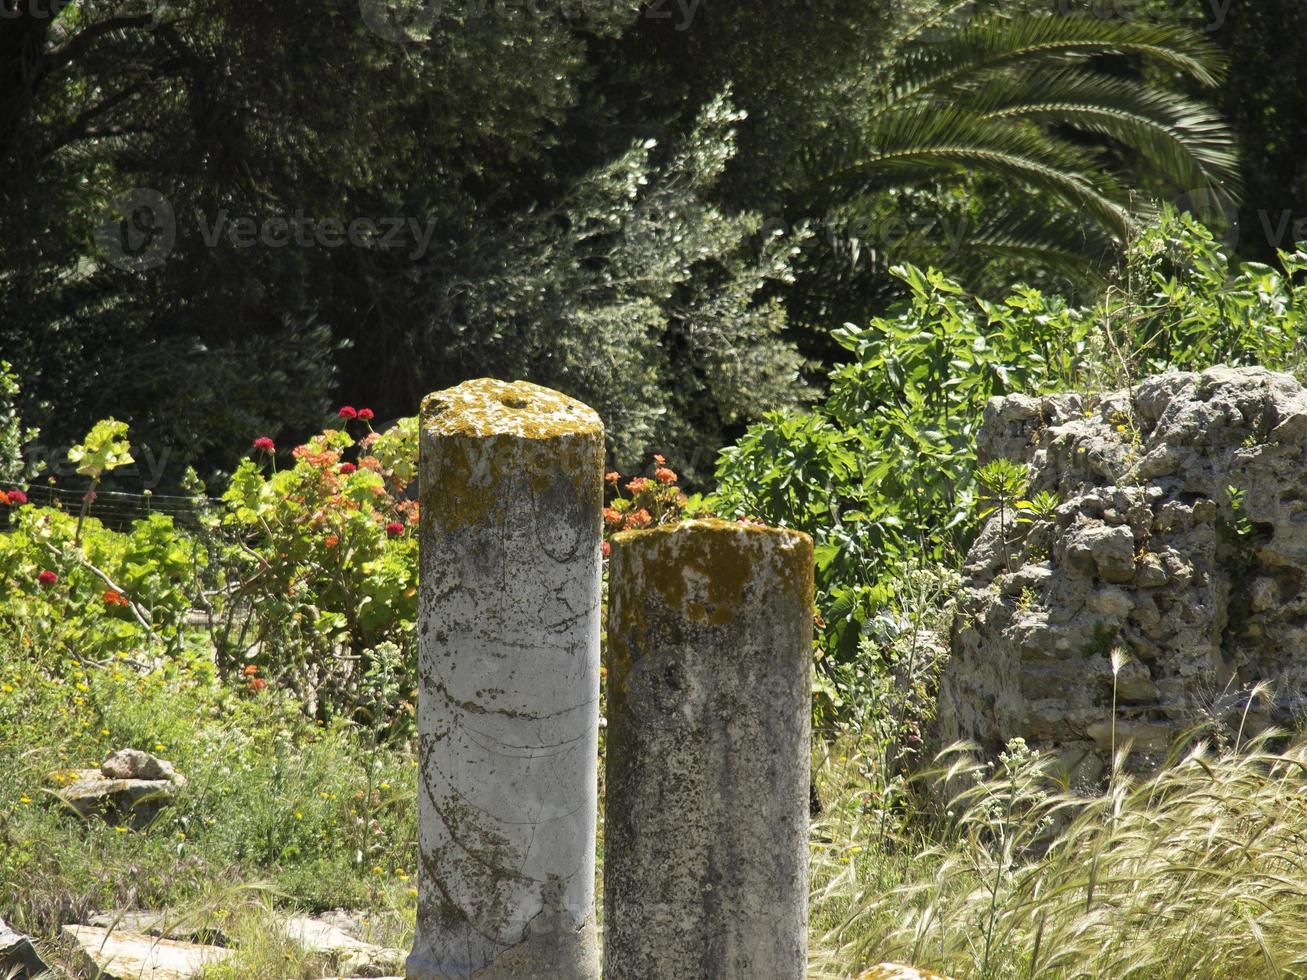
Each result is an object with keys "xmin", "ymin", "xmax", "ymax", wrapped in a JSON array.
[
  {"xmin": 100, "ymin": 749, "xmax": 178, "ymax": 782},
  {"xmin": 1, "ymin": 916, "xmax": 48, "ymax": 979},
  {"xmin": 46, "ymin": 750, "xmax": 186, "ymax": 830},
  {"xmin": 85, "ymin": 911, "xmax": 229, "ymax": 947},
  {"xmin": 281, "ymin": 914, "xmax": 404, "ymax": 975},
  {"xmin": 63, "ymin": 924, "xmax": 231, "ymax": 980}
]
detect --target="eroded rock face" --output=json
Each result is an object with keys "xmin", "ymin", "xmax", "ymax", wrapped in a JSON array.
[
  {"xmin": 101, "ymin": 748, "xmax": 177, "ymax": 782},
  {"xmin": 1, "ymin": 917, "xmax": 47, "ymax": 979},
  {"xmin": 63, "ymin": 925, "xmax": 231, "ymax": 980},
  {"xmin": 46, "ymin": 750, "xmax": 185, "ymax": 829},
  {"xmin": 938, "ymin": 366, "xmax": 1307, "ymax": 780}
]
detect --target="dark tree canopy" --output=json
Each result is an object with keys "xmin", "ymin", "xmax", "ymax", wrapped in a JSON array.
[{"xmin": 0, "ymin": 0, "xmax": 1242, "ymax": 484}]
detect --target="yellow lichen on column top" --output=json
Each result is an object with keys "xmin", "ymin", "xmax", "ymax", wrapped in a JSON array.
[
  {"xmin": 611, "ymin": 518, "xmax": 814, "ymax": 623},
  {"xmin": 421, "ymin": 379, "xmax": 602, "ymax": 440}
]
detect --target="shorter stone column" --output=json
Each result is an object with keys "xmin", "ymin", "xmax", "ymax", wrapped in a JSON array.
[{"xmin": 603, "ymin": 518, "xmax": 814, "ymax": 980}]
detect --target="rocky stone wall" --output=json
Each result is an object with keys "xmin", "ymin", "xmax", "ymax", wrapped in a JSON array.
[{"xmin": 938, "ymin": 366, "xmax": 1307, "ymax": 781}]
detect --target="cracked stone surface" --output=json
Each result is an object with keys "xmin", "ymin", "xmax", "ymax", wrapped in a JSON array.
[
  {"xmin": 1, "ymin": 916, "xmax": 47, "ymax": 979},
  {"xmin": 409, "ymin": 379, "xmax": 602, "ymax": 980},
  {"xmin": 63, "ymin": 925, "xmax": 231, "ymax": 980},
  {"xmin": 604, "ymin": 519, "xmax": 814, "ymax": 980},
  {"xmin": 939, "ymin": 366, "xmax": 1307, "ymax": 779},
  {"xmin": 45, "ymin": 750, "xmax": 185, "ymax": 829}
]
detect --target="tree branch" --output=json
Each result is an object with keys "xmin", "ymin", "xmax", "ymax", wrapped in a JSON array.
[{"xmin": 43, "ymin": 12, "xmax": 157, "ymax": 78}]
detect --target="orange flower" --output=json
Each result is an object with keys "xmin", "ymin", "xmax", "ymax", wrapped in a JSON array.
[
  {"xmin": 624, "ymin": 509, "xmax": 652, "ymax": 530},
  {"xmin": 654, "ymin": 466, "xmax": 677, "ymax": 484},
  {"xmin": 626, "ymin": 477, "xmax": 650, "ymax": 495},
  {"xmin": 324, "ymin": 534, "xmax": 340, "ymax": 548},
  {"xmin": 102, "ymin": 590, "xmax": 129, "ymax": 607},
  {"xmin": 603, "ymin": 507, "xmax": 624, "ymax": 529},
  {"xmin": 604, "ymin": 471, "xmax": 620, "ymax": 484},
  {"xmin": 242, "ymin": 664, "xmax": 260, "ymax": 677},
  {"xmin": 292, "ymin": 445, "xmax": 340, "ymax": 469},
  {"xmin": 653, "ymin": 454, "xmax": 666, "ymax": 465},
  {"xmin": 246, "ymin": 677, "xmax": 268, "ymax": 693}
]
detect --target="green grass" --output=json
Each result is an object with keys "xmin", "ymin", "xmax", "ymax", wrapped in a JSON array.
[
  {"xmin": 6, "ymin": 644, "xmax": 1307, "ymax": 979},
  {"xmin": 810, "ymin": 733, "xmax": 1307, "ymax": 979},
  {"xmin": 0, "ymin": 647, "xmax": 418, "ymax": 977}
]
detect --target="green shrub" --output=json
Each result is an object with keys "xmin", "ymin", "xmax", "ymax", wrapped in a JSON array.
[
  {"xmin": 1108, "ymin": 208, "xmax": 1307, "ymax": 379},
  {"xmin": 211, "ymin": 415, "xmax": 418, "ymax": 728},
  {"xmin": 0, "ymin": 645, "xmax": 418, "ymax": 942},
  {"xmin": 712, "ymin": 263, "xmax": 1090, "ymax": 671},
  {"xmin": 0, "ymin": 360, "xmax": 37, "ymax": 484},
  {"xmin": 712, "ymin": 209, "xmax": 1307, "ymax": 702}
]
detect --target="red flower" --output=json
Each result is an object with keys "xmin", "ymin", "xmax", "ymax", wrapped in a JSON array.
[
  {"xmin": 338, "ymin": 406, "xmax": 358, "ymax": 420},
  {"xmin": 38, "ymin": 570, "xmax": 57, "ymax": 586},
  {"xmin": 358, "ymin": 408, "xmax": 375, "ymax": 421},
  {"xmin": 626, "ymin": 477, "xmax": 650, "ymax": 495},
  {"xmin": 603, "ymin": 507, "xmax": 623, "ymax": 529},
  {"xmin": 386, "ymin": 522, "xmax": 405, "ymax": 537},
  {"xmin": 252, "ymin": 436, "xmax": 276, "ymax": 452},
  {"xmin": 8, "ymin": 490, "xmax": 27, "ymax": 505},
  {"xmin": 339, "ymin": 462, "xmax": 357, "ymax": 474},
  {"xmin": 601, "ymin": 541, "xmax": 612, "ymax": 557},
  {"xmin": 84, "ymin": 491, "xmax": 97, "ymax": 503},
  {"xmin": 624, "ymin": 509, "xmax": 652, "ymax": 530},
  {"xmin": 246, "ymin": 677, "xmax": 267, "ymax": 693},
  {"xmin": 654, "ymin": 466, "xmax": 678, "ymax": 484},
  {"xmin": 605, "ymin": 471, "xmax": 620, "ymax": 484}
]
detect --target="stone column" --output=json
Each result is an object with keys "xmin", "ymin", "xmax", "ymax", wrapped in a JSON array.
[
  {"xmin": 604, "ymin": 519, "xmax": 814, "ymax": 980},
  {"xmin": 409, "ymin": 379, "xmax": 603, "ymax": 980}
]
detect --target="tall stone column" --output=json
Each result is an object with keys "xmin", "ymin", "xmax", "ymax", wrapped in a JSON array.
[
  {"xmin": 409, "ymin": 379, "xmax": 603, "ymax": 980},
  {"xmin": 604, "ymin": 519, "xmax": 814, "ymax": 980}
]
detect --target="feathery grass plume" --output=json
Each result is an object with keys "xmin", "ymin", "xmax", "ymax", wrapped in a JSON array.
[{"xmin": 812, "ymin": 728, "xmax": 1307, "ymax": 979}]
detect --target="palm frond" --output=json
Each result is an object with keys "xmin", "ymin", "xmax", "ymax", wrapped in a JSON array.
[
  {"xmin": 810, "ymin": 103, "xmax": 1135, "ymax": 240},
  {"xmin": 962, "ymin": 69, "xmax": 1240, "ymax": 206},
  {"xmin": 883, "ymin": 14, "xmax": 1225, "ymax": 106},
  {"xmin": 795, "ymin": 12, "xmax": 1239, "ymax": 276}
]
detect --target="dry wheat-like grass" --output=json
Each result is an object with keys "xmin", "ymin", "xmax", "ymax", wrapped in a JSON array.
[{"xmin": 811, "ymin": 733, "xmax": 1307, "ymax": 979}]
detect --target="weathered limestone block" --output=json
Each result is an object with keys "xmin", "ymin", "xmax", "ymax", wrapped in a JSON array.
[
  {"xmin": 1, "ymin": 917, "xmax": 46, "ymax": 979},
  {"xmin": 63, "ymin": 925, "xmax": 231, "ymax": 980},
  {"xmin": 100, "ymin": 748, "xmax": 177, "ymax": 781},
  {"xmin": 282, "ymin": 914, "xmax": 404, "ymax": 975},
  {"xmin": 409, "ymin": 379, "xmax": 603, "ymax": 980},
  {"xmin": 604, "ymin": 519, "xmax": 813, "ymax": 980},
  {"xmin": 46, "ymin": 750, "xmax": 185, "ymax": 829},
  {"xmin": 940, "ymin": 367, "xmax": 1307, "ymax": 776}
]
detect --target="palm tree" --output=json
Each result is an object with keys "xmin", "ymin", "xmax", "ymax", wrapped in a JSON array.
[{"xmin": 792, "ymin": 7, "xmax": 1239, "ymax": 285}]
